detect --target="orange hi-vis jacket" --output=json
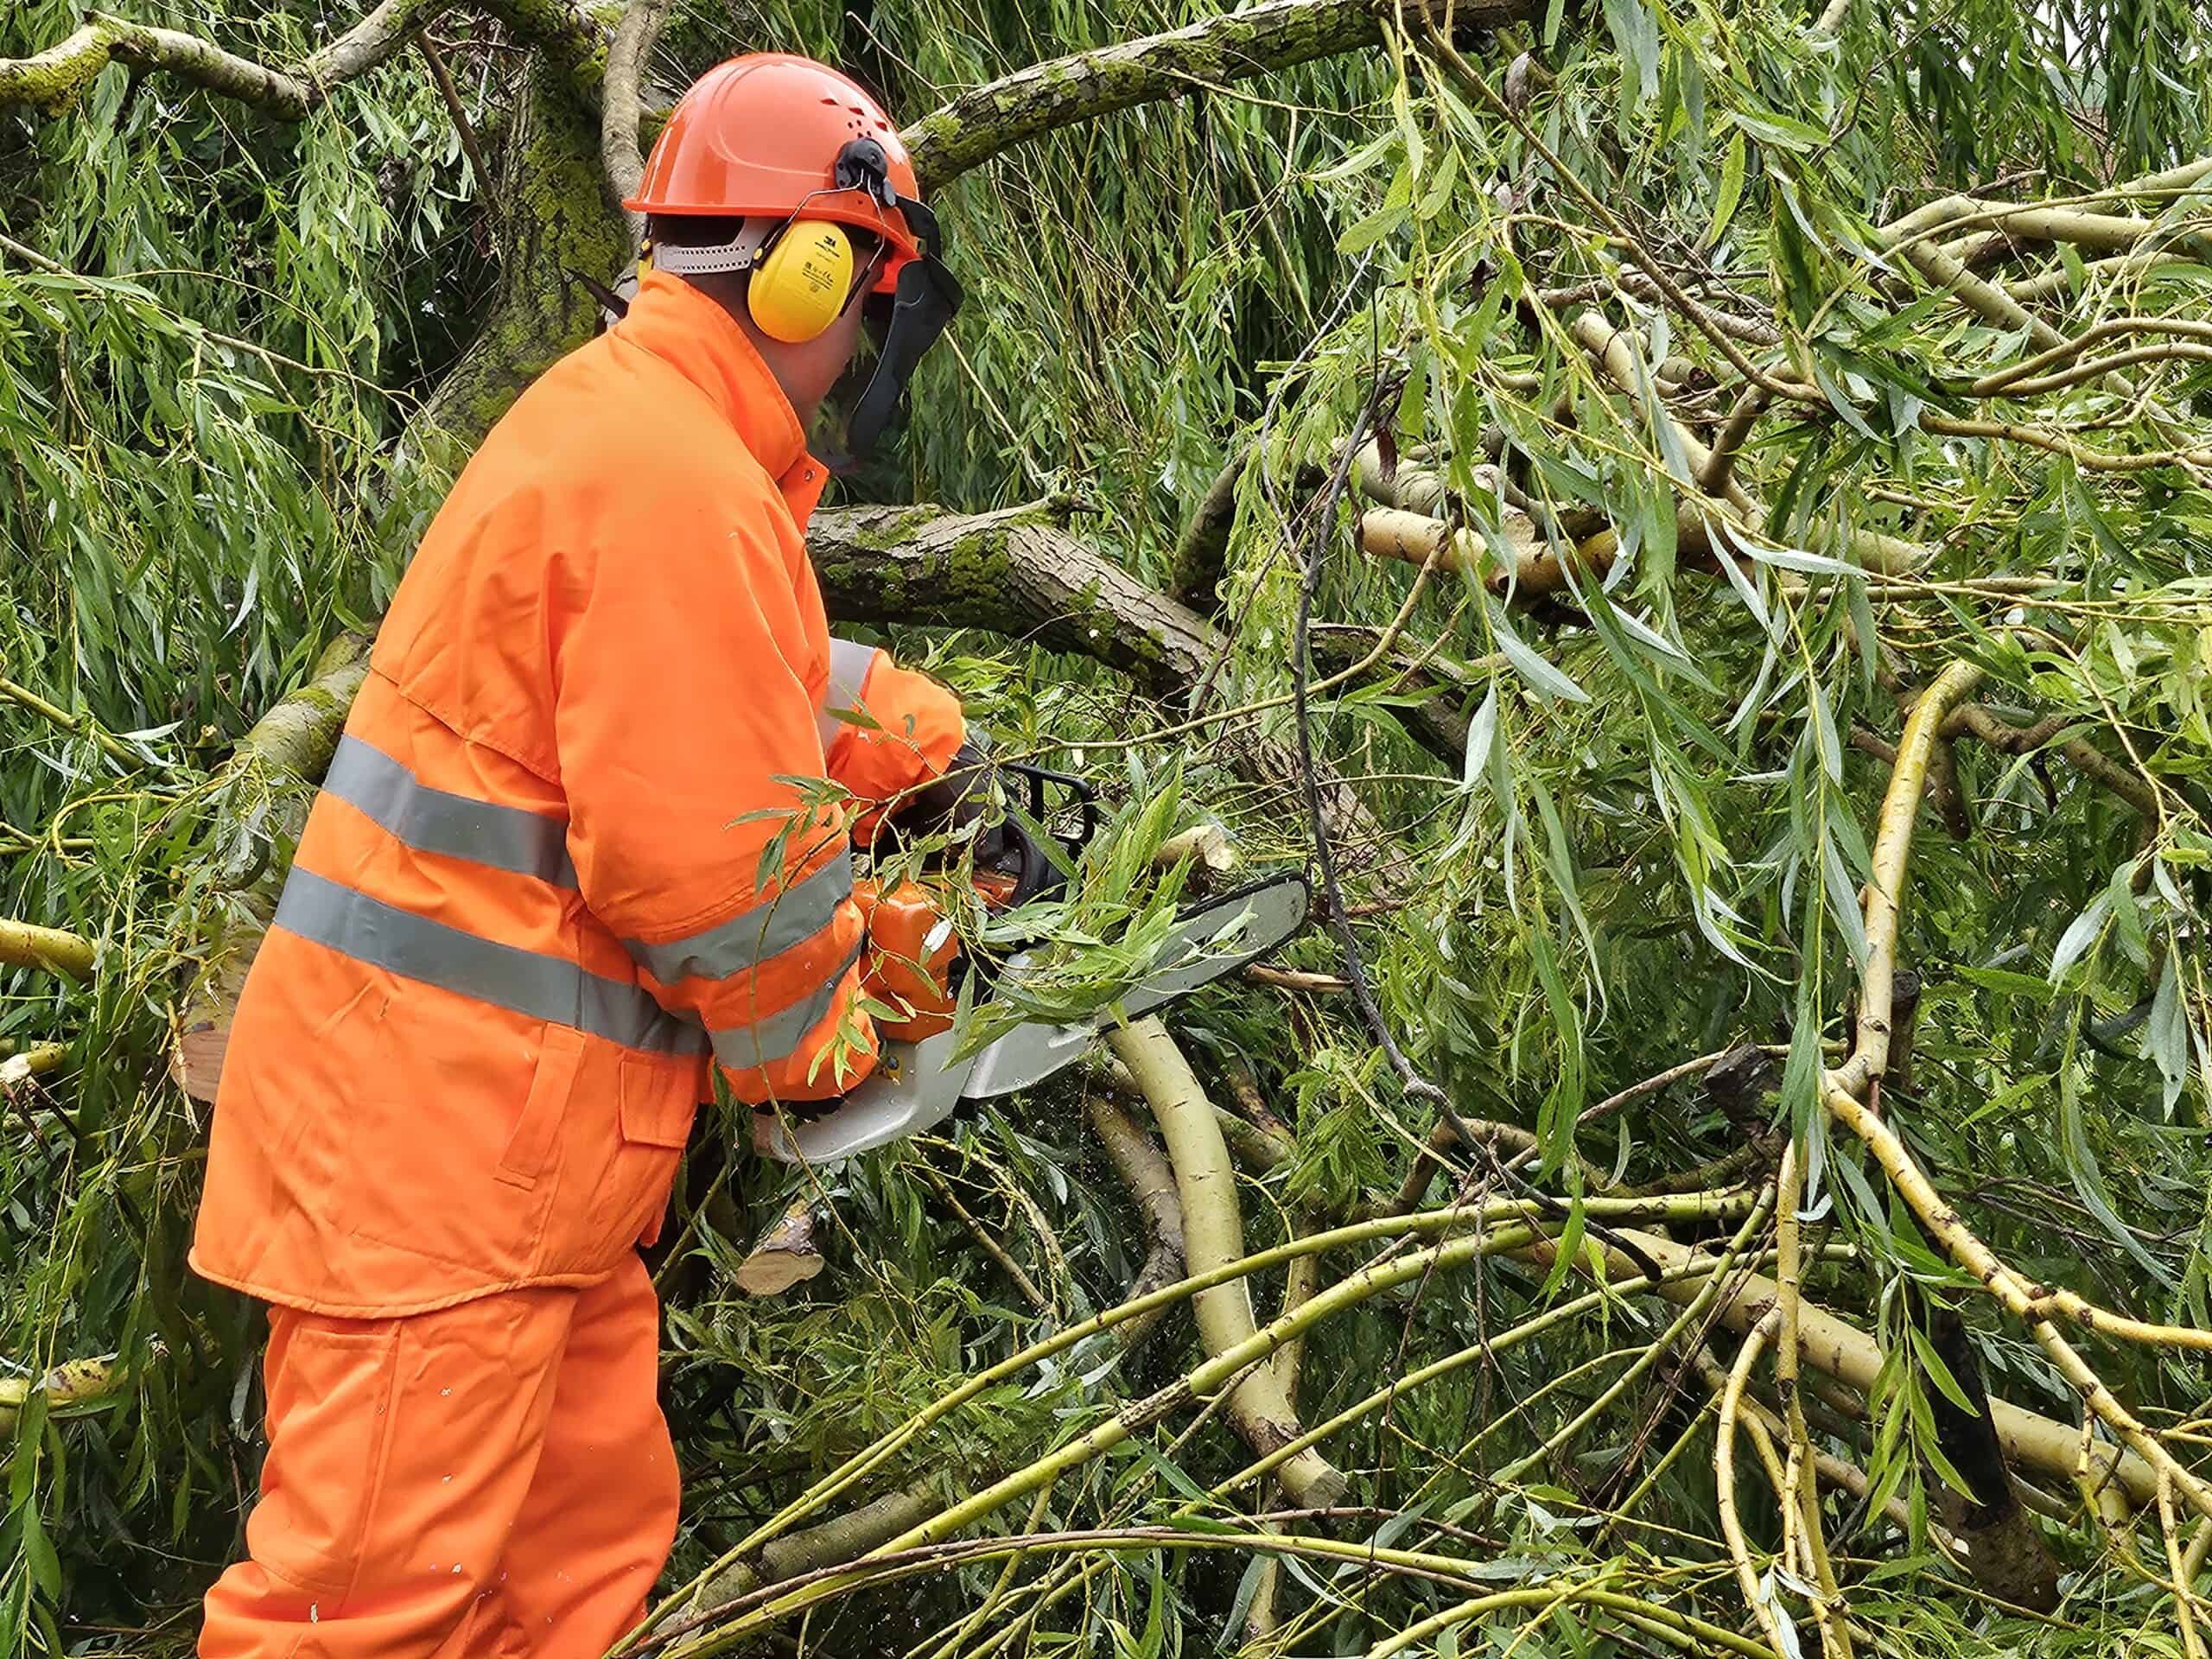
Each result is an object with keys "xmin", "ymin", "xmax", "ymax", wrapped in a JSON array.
[{"xmin": 191, "ymin": 270, "xmax": 963, "ymax": 1318}]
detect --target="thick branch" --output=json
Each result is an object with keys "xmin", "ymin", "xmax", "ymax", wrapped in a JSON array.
[
  {"xmin": 1923, "ymin": 1304, "xmax": 2062, "ymax": 1611},
  {"xmin": 1169, "ymin": 444, "xmax": 1253, "ymax": 612},
  {"xmin": 0, "ymin": 0, "xmax": 598, "ymax": 124},
  {"xmin": 691, "ymin": 1484, "xmax": 944, "ymax": 1613},
  {"xmin": 1567, "ymin": 311, "xmax": 1933, "ymax": 577},
  {"xmin": 901, "ymin": 0, "xmax": 1535, "ymax": 188},
  {"xmin": 1945, "ymin": 702, "xmax": 2159, "ymax": 817},
  {"xmin": 1823, "ymin": 658, "xmax": 2212, "ymax": 1518},
  {"xmin": 410, "ymin": 57, "xmax": 627, "ymax": 454},
  {"xmin": 1568, "ymin": 1224, "xmax": 2161, "ymax": 1506},
  {"xmin": 1108, "ymin": 1019, "xmax": 1349, "ymax": 1508},
  {"xmin": 812, "ymin": 503, "xmax": 1218, "ymax": 697},
  {"xmin": 0, "ymin": 16, "xmax": 309, "ymax": 118},
  {"xmin": 0, "ymin": 1351, "xmax": 132, "ymax": 1433},
  {"xmin": 0, "ymin": 919, "xmax": 96, "ymax": 982},
  {"xmin": 734, "ymin": 1197, "xmax": 827, "ymax": 1296},
  {"xmin": 316, "ymin": 0, "xmax": 450, "ymax": 84},
  {"xmin": 600, "ymin": 0, "xmax": 672, "ymax": 224}
]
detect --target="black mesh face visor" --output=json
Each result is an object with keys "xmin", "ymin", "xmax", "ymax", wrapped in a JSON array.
[{"xmin": 844, "ymin": 193, "xmax": 962, "ymax": 459}]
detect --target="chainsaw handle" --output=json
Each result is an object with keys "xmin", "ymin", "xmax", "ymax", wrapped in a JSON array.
[
  {"xmin": 989, "ymin": 762, "xmax": 1096, "ymax": 906},
  {"xmin": 999, "ymin": 762, "xmax": 1098, "ymax": 855}
]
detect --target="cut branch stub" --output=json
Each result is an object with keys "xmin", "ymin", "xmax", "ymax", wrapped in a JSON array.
[{"xmin": 735, "ymin": 1197, "xmax": 829, "ymax": 1297}]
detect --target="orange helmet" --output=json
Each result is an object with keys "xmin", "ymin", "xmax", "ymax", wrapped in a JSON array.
[{"xmin": 626, "ymin": 54, "xmax": 925, "ymax": 286}]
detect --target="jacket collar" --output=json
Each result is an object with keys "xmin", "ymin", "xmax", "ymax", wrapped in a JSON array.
[{"xmin": 614, "ymin": 269, "xmax": 829, "ymax": 518}]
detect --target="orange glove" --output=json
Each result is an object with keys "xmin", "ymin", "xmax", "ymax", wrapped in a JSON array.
[{"xmin": 855, "ymin": 878, "xmax": 962, "ymax": 1043}]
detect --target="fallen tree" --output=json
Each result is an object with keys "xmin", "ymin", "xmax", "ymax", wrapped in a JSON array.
[{"xmin": 4, "ymin": 0, "xmax": 2212, "ymax": 1656}]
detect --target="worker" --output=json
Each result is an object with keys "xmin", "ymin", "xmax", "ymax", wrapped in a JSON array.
[{"xmin": 194, "ymin": 54, "xmax": 975, "ymax": 1658}]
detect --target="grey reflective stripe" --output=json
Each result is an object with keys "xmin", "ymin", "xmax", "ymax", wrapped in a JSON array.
[
  {"xmin": 623, "ymin": 855, "xmax": 854, "ymax": 985},
  {"xmin": 816, "ymin": 637, "xmax": 880, "ymax": 753},
  {"xmin": 323, "ymin": 735, "xmax": 576, "ymax": 887},
  {"xmin": 707, "ymin": 940, "xmax": 865, "ymax": 1071},
  {"xmin": 275, "ymin": 868, "xmax": 707, "ymax": 1058}
]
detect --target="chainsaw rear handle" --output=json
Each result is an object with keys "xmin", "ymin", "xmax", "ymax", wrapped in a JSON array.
[{"xmin": 989, "ymin": 761, "xmax": 1099, "ymax": 907}]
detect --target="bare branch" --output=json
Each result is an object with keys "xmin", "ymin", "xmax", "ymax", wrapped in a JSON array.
[
  {"xmin": 1168, "ymin": 442, "xmax": 1254, "ymax": 612},
  {"xmin": 601, "ymin": 0, "xmax": 674, "ymax": 225},
  {"xmin": 418, "ymin": 34, "xmax": 498, "ymax": 211},
  {"xmin": 312, "ymin": 0, "xmax": 450, "ymax": 84},
  {"xmin": 1109, "ymin": 1018, "xmax": 1349, "ymax": 1508},
  {"xmin": 1085, "ymin": 1090, "xmax": 1187, "ymax": 1351}
]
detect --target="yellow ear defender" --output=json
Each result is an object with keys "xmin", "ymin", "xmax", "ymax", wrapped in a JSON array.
[{"xmin": 747, "ymin": 219, "xmax": 855, "ymax": 343}]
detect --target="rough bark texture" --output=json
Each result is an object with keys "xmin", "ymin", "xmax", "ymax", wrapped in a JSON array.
[
  {"xmin": 689, "ymin": 1484, "xmax": 944, "ymax": 1613},
  {"xmin": 816, "ymin": 502, "xmax": 1404, "ymax": 874},
  {"xmin": 599, "ymin": 0, "xmax": 673, "ymax": 223},
  {"xmin": 903, "ymin": 0, "xmax": 1538, "ymax": 188},
  {"xmin": 1925, "ymin": 1305, "xmax": 2063, "ymax": 1611},
  {"xmin": 0, "ymin": 18, "xmax": 312, "ymax": 118},
  {"xmin": 1168, "ymin": 444, "xmax": 1253, "ymax": 612},
  {"xmin": 1086, "ymin": 1090, "xmax": 1188, "ymax": 1351},
  {"xmin": 0, "ymin": 0, "xmax": 569, "ymax": 120},
  {"xmin": 410, "ymin": 60, "xmax": 628, "ymax": 456},
  {"xmin": 812, "ymin": 502, "xmax": 1219, "ymax": 698}
]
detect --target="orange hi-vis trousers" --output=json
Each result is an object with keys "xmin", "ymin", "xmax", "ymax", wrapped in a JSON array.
[{"xmin": 200, "ymin": 1256, "xmax": 677, "ymax": 1659}]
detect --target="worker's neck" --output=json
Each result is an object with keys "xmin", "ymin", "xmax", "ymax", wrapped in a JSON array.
[{"xmin": 687, "ymin": 277, "xmax": 821, "ymax": 425}]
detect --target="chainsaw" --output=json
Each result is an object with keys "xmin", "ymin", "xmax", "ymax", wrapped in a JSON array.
[{"xmin": 753, "ymin": 762, "xmax": 1312, "ymax": 1164}]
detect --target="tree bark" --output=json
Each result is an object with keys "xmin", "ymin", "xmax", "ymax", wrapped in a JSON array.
[
  {"xmin": 409, "ymin": 59, "xmax": 629, "ymax": 457},
  {"xmin": 903, "ymin": 0, "xmax": 1538, "ymax": 188},
  {"xmin": 689, "ymin": 1484, "xmax": 945, "ymax": 1614},
  {"xmin": 1552, "ymin": 1225, "xmax": 2162, "ymax": 1508},
  {"xmin": 1923, "ymin": 1305, "xmax": 2062, "ymax": 1611},
  {"xmin": 0, "ymin": 919, "xmax": 95, "ymax": 981},
  {"xmin": 812, "ymin": 502, "xmax": 1218, "ymax": 697},
  {"xmin": 600, "ymin": 0, "xmax": 674, "ymax": 224},
  {"xmin": 0, "ymin": 0, "xmax": 582, "ymax": 119}
]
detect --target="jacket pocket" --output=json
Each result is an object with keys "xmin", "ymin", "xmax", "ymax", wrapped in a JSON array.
[
  {"xmin": 618, "ymin": 1052, "xmax": 696, "ymax": 1149},
  {"xmin": 495, "ymin": 1025, "xmax": 585, "ymax": 1189}
]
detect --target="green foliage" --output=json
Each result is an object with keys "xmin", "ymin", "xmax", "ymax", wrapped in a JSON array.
[{"xmin": 4, "ymin": 0, "xmax": 2212, "ymax": 1653}]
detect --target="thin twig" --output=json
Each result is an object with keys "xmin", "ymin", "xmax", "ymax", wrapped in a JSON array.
[{"xmin": 417, "ymin": 33, "xmax": 497, "ymax": 213}]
